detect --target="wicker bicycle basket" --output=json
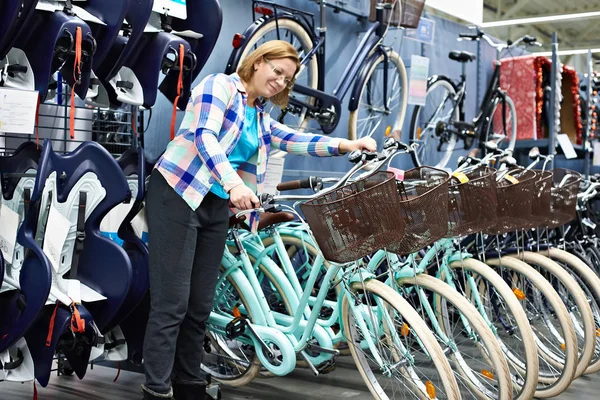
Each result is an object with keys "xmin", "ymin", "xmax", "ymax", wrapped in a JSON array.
[
  {"xmin": 522, "ymin": 170, "xmax": 552, "ymax": 230},
  {"xmin": 369, "ymin": 0, "xmax": 425, "ymax": 29},
  {"xmin": 547, "ymin": 168, "xmax": 582, "ymax": 229},
  {"xmin": 388, "ymin": 167, "xmax": 450, "ymax": 256},
  {"xmin": 300, "ymin": 171, "xmax": 405, "ymax": 263},
  {"xmin": 447, "ymin": 167, "xmax": 498, "ymax": 238},
  {"xmin": 484, "ymin": 168, "xmax": 537, "ymax": 235},
  {"xmin": 399, "ymin": 0, "xmax": 426, "ymax": 28}
]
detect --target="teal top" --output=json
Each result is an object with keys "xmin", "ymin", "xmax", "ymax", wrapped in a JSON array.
[{"xmin": 210, "ymin": 105, "xmax": 260, "ymax": 199}]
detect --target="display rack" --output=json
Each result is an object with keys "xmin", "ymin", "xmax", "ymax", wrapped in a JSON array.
[{"xmin": 0, "ymin": 88, "xmax": 142, "ymax": 158}]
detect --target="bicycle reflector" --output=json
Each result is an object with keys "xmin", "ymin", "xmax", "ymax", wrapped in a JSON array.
[
  {"xmin": 254, "ymin": 6, "xmax": 273, "ymax": 16},
  {"xmin": 232, "ymin": 33, "xmax": 244, "ymax": 49}
]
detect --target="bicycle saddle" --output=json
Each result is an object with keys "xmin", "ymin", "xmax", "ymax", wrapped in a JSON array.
[
  {"xmin": 449, "ymin": 50, "xmax": 477, "ymax": 63},
  {"xmin": 17, "ymin": 140, "xmax": 132, "ymax": 385},
  {"xmin": 158, "ymin": 0, "xmax": 223, "ymax": 110}
]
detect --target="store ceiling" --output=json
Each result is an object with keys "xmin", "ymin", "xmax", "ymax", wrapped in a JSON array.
[{"xmin": 483, "ymin": 0, "xmax": 600, "ymax": 57}]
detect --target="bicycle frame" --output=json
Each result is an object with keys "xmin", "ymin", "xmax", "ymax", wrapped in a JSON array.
[{"xmin": 209, "ymin": 224, "xmax": 405, "ymax": 375}]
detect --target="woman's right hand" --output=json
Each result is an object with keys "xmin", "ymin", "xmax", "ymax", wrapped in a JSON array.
[{"xmin": 229, "ymin": 184, "xmax": 260, "ymax": 210}]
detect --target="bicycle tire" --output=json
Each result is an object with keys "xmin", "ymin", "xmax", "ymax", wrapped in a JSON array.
[
  {"xmin": 508, "ymin": 251, "xmax": 595, "ymax": 379},
  {"xmin": 484, "ymin": 256, "xmax": 577, "ymax": 398},
  {"xmin": 541, "ymin": 248, "xmax": 600, "ymax": 375},
  {"xmin": 202, "ymin": 264, "xmax": 262, "ymax": 386},
  {"xmin": 347, "ymin": 49, "xmax": 407, "ymax": 143},
  {"xmin": 397, "ymin": 274, "xmax": 512, "ymax": 400},
  {"xmin": 342, "ymin": 278, "xmax": 461, "ymax": 400},
  {"xmin": 482, "ymin": 94, "xmax": 517, "ymax": 154},
  {"xmin": 447, "ymin": 258, "xmax": 538, "ymax": 400},
  {"xmin": 409, "ymin": 77, "xmax": 459, "ymax": 168}
]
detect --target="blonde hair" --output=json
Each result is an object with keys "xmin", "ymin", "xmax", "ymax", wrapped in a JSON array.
[{"xmin": 237, "ymin": 40, "xmax": 300, "ymax": 107}]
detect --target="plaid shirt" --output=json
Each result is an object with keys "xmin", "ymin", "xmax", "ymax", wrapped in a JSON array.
[{"xmin": 155, "ymin": 72, "xmax": 343, "ymax": 231}]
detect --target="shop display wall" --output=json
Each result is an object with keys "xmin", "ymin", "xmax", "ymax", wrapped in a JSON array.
[{"xmin": 142, "ymin": 1, "xmax": 501, "ymax": 175}]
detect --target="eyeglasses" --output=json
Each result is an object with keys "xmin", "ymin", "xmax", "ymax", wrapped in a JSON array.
[{"xmin": 264, "ymin": 58, "xmax": 294, "ymax": 90}]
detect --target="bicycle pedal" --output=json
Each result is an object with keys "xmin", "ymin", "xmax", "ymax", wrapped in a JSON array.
[
  {"xmin": 225, "ymin": 316, "xmax": 247, "ymax": 339},
  {"xmin": 316, "ymin": 359, "xmax": 337, "ymax": 375}
]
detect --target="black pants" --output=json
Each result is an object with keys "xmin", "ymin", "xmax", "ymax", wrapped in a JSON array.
[{"xmin": 143, "ymin": 172, "xmax": 229, "ymax": 394}]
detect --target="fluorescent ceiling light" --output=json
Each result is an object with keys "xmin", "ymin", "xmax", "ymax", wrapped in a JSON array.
[
  {"xmin": 481, "ymin": 10, "xmax": 600, "ymax": 28},
  {"xmin": 534, "ymin": 48, "xmax": 600, "ymax": 57}
]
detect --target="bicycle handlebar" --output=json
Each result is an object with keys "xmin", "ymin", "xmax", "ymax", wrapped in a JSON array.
[{"xmin": 458, "ymin": 27, "xmax": 542, "ymax": 51}]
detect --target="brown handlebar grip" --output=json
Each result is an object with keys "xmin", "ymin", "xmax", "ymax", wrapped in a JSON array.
[{"xmin": 277, "ymin": 180, "xmax": 303, "ymax": 191}]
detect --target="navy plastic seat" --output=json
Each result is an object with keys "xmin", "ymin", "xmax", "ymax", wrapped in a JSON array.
[
  {"xmin": 78, "ymin": 0, "xmax": 129, "ymax": 71},
  {"xmin": 0, "ymin": 141, "xmax": 42, "ymax": 354},
  {"xmin": 14, "ymin": 140, "xmax": 132, "ymax": 385},
  {"xmin": 124, "ymin": 32, "xmax": 195, "ymax": 109},
  {"xmin": 103, "ymin": 147, "xmax": 149, "ymax": 332},
  {"xmin": 159, "ymin": 0, "xmax": 223, "ymax": 110},
  {"xmin": 0, "ymin": 253, "xmax": 4, "ymax": 289},
  {"xmin": 14, "ymin": 9, "xmax": 96, "ymax": 100},
  {"xmin": 0, "ymin": 0, "xmax": 23, "ymax": 60},
  {"xmin": 96, "ymin": 0, "xmax": 153, "ymax": 83}
]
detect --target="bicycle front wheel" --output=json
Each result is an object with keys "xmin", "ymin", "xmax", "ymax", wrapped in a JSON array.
[
  {"xmin": 482, "ymin": 94, "xmax": 517, "ymax": 155},
  {"xmin": 342, "ymin": 278, "xmax": 460, "ymax": 399},
  {"xmin": 409, "ymin": 77, "xmax": 459, "ymax": 168},
  {"xmin": 398, "ymin": 274, "xmax": 512, "ymax": 400},
  {"xmin": 347, "ymin": 49, "xmax": 407, "ymax": 144}
]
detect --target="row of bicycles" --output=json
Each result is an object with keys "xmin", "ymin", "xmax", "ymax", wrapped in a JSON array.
[
  {"xmin": 1, "ymin": 134, "xmax": 599, "ymax": 400},
  {"xmin": 199, "ymin": 138, "xmax": 600, "ymax": 400}
]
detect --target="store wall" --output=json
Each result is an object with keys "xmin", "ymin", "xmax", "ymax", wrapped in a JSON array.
[{"xmin": 143, "ymin": 1, "xmax": 498, "ymax": 174}]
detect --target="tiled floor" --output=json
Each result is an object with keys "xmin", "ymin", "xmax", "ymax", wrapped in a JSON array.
[{"xmin": 2, "ymin": 357, "xmax": 600, "ymax": 399}]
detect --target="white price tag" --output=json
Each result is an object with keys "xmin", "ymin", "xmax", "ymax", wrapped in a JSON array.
[
  {"xmin": 67, "ymin": 279, "xmax": 82, "ymax": 304},
  {"xmin": 43, "ymin": 204, "xmax": 72, "ymax": 272},
  {"xmin": 263, "ymin": 157, "xmax": 285, "ymax": 195},
  {"xmin": 556, "ymin": 134, "xmax": 577, "ymax": 159},
  {"xmin": 0, "ymin": 88, "xmax": 39, "ymax": 135},
  {"xmin": 593, "ymin": 141, "xmax": 600, "ymax": 167},
  {"xmin": 408, "ymin": 55, "xmax": 430, "ymax": 106},
  {"xmin": 0, "ymin": 205, "xmax": 20, "ymax": 263}
]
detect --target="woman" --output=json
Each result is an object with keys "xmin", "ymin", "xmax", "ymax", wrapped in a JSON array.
[{"xmin": 142, "ymin": 40, "xmax": 376, "ymax": 400}]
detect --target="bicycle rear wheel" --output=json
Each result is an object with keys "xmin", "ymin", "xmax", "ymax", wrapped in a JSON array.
[{"xmin": 409, "ymin": 77, "xmax": 459, "ymax": 168}]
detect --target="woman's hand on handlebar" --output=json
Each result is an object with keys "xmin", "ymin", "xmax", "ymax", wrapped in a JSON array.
[
  {"xmin": 338, "ymin": 137, "xmax": 377, "ymax": 154},
  {"xmin": 229, "ymin": 184, "xmax": 260, "ymax": 210}
]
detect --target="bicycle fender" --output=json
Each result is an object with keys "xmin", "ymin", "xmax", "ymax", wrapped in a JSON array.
[
  {"xmin": 225, "ymin": 13, "xmax": 314, "ymax": 75},
  {"xmin": 348, "ymin": 46, "xmax": 386, "ymax": 112}
]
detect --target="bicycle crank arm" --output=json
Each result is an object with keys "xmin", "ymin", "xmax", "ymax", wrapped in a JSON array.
[
  {"xmin": 306, "ymin": 342, "xmax": 340, "ymax": 356},
  {"xmin": 245, "ymin": 321, "xmax": 275, "ymax": 359}
]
